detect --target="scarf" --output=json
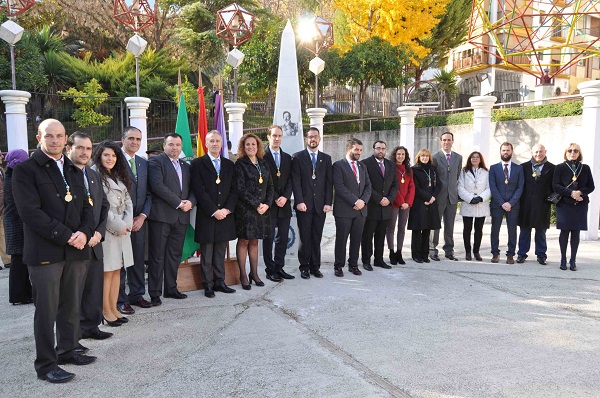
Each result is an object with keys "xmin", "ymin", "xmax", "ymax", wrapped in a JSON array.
[{"xmin": 531, "ymin": 156, "xmax": 547, "ymax": 180}]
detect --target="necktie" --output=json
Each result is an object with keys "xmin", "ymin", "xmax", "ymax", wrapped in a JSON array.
[
  {"xmin": 274, "ymin": 151, "xmax": 280, "ymax": 169},
  {"xmin": 82, "ymin": 168, "xmax": 89, "ymax": 191},
  {"xmin": 213, "ymin": 158, "xmax": 220, "ymax": 174},
  {"xmin": 504, "ymin": 163, "xmax": 509, "ymax": 180},
  {"xmin": 351, "ymin": 161, "xmax": 358, "ymax": 181},
  {"xmin": 446, "ymin": 153, "xmax": 451, "ymax": 164},
  {"xmin": 378, "ymin": 161, "xmax": 385, "ymax": 176},
  {"xmin": 311, "ymin": 152, "xmax": 317, "ymax": 168},
  {"xmin": 129, "ymin": 158, "xmax": 137, "ymax": 177},
  {"xmin": 172, "ymin": 159, "xmax": 183, "ymax": 190}
]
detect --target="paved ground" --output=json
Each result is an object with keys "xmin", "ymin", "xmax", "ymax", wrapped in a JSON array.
[{"xmin": 1, "ymin": 216, "xmax": 599, "ymax": 398}]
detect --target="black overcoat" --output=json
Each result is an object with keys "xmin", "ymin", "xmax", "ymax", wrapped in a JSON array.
[
  {"xmin": 518, "ymin": 160, "xmax": 555, "ymax": 229},
  {"xmin": 408, "ymin": 164, "xmax": 442, "ymax": 231},
  {"xmin": 361, "ymin": 155, "xmax": 399, "ymax": 221},
  {"xmin": 3, "ymin": 168, "xmax": 23, "ymax": 255}
]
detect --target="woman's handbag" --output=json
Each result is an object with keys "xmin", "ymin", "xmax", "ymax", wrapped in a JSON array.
[{"xmin": 546, "ymin": 192, "xmax": 561, "ymax": 204}]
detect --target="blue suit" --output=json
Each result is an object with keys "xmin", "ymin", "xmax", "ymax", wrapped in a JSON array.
[{"xmin": 489, "ymin": 161, "xmax": 524, "ymax": 256}]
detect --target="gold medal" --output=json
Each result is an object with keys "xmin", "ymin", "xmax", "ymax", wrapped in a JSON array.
[
  {"xmin": 89, "ymin": 197, "xmax": 94, "ymax": 206},
  {"xmin": 572, "ymin": 175, "xmax": 577, "ymax": 182},
  {"xmin": 312, "ymin": 172, "xmax": 316, "ymax": 180},
  {"xmin": 532, "ymin": 172, "xmax": 536, "ymax": 178},
  {"xmin": 65, "ymin": 192, "xmax": 73, "ymax": 202},
  {"xmin": 401, "ymin": 178, "xmax": 405, "ymax": 184},
  {"xmin": 505, "ymin": 178, "xmax": 508, "ymax": 185},
  {"xmin": 428, "ymin": 180, "xmax": 431, "ymax": 187},
  {"xmin": 259, "ymin": 176, "xmax": 263, "ymax": 184},
  {"xmin": 277, "ymin": 170, "xmax": 281, "ymax": 177},
  {"xmin": 216, "ymin": 177, "xmax": 221, "ymax": 184}
]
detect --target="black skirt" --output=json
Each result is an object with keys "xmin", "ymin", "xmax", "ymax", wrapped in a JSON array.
[{"xmin": 556, "ymin": 201, "xmax": 588, "ymax": 230}]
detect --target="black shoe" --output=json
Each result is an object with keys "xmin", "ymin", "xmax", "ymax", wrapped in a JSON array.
[
  {"xmin": 349, "ymin": 267, "xmax": 362, "ymax": 276},
  {"xmin": 516, "ymin": 255, "xmax": 527, "ymax": 264},
  {"xmin": 204, "ymin": 287, "xmax": 215, "ymax": 298},
  {"xmin": 363, "ymin": 263, "xmax": 373, "ymax": 271},
  {"xmin": 38, "ymin": 367, "xmax": 75, "ymax": 383},
  {"xmin": 413, "ymin": 257, "xmax": 423, "ymax": 264},
  {"xmin": 81, "ymin": 329, "xmax": 113, "ymax": 340},
  {"xmin": 423, "ymin": 257, "xmax": 430, "ymax": 263},
  {"xmin": 570, "ymin": 262, "xmax": 577, "ymax": 271},
  {"xmin": 474, "ymin": 253, "xmax": 482, "ymax": 261},
  {"xmin": 429, "ymin": 254, "xmax": 440, "ymax": 261},
  {"xmin": 57, "ymin": 354, "xmax": 97, "ymax": 366},
  {"xmin": 465, "ymin": 253, "xmax": 472, "ymax": 261},
  {"xmin": 75, "ymin": 343, "xmax": 89, "ymax": 354},
  {"xmin": 278, "ymin": 270, "xmax": 295, "ymax": 279},
  {"xmin": 560, "ymin": 261, "xmax": 567, "ymax": 270},
  {"xmin": 311, "ymin": 270, "xmax": 324, "ymax": 278},
  {"xmin": 214, "ymin": 283, "xmax": 236, "ymax": 293},
  {"xmin": 164, "ymin": 290, "xmax": 188, "ymax": 299},
  {"xmin": 334, "ymin": 268, "xmax": 344, "ymax": 277},
  {"xmin": 101, "ymin": 316, "xmax": 122, "ymax": 327},
  {"xmin": 116, "ymin": 316, "xmax": 129, "ymax": 324},
  {"xmin": 242, "ymin": 284, "xmax": 251, "ymax": 290},
  {"xmin": 266, "ymin": 272, "xmax": 283, "ymax": 282},
  {"xmin": 537, "ymin": 257, "xmax": 547, "ymax": 265},
  {"xmin": 248, "ymin": 272, "xmax": 265, "ymax": 286},
  {"xmin": 300, "ymin": 270, "xmax": 310, "ymax": 279},
  {"xmin": 150, "ymin": 297, "xmax": 162, "ymax": 306},
  {"xmin": 374, "ymin": 262, "xmax": 392, "ymax": 269},
  {"xmin": 396, "ymin": 253, "xmax": 405, "ymax": 265},
  {"xmin": 389, "ymin": 251, "xmax": 397, "ymax": 265},
  {"xmin": 130, "ymin": 298, "xmax": 153, "ymax": 308},
  {"xmin": 118, "ymin": 303, "xmax": 135, "ymax": 315},
  {"xmin": 445, "ymin": 254, "xmax": 459, "ymax": 261}
]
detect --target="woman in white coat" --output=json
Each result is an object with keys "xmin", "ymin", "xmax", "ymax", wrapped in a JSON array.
[
  {"xmin": 92, "ymin": 140, "xmax": 134, "ymax": 326},
  {"xmin": 458, "ymin": 151, "xmax": 491, "ymax": 261}
]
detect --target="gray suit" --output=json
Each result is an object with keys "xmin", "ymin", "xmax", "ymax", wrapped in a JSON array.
[{"xmin": 429, "ymin": 150, "xmax": 463, "ymax": 256}]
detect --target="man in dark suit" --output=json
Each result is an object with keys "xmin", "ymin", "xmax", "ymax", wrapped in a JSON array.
[
  {"xmin": 118, "ymin": 126, "xmax": 153, "ymax": 314},
  {"xmin": 147, "ymin": 133, "xmax": 196, "ymax": 305},
  {"xmin": 66, "ymin": 133, "xmax": 111, "ymax": 344},
  {"xmin": 190, "ymin": 131, "xmax": 237, "ymax": 298},
  {"xmin": 263, "ymin": 125, "xmax": 295, "ymax": 282},
  {"xmin": 360, "ymin": 140, "xmax": 398, "ymax": 270},
  {"xmin": 517, "ymin": 144, "xmax": 555, "ymax": 265},
  {"xmin": 13, "ymin": 119, "xmax": 96, "ymax": 383},
  {"xmin": 291, "ymin": 127, "xmax": 333, "ymax": 279},
  {"xmin": 489, "ymin": 142, "xmax": 525, "ymax": 264},
  {"xmin": 430, "ymin": 132, "xmax": 463, "ymax": 261},
  {"xmin": 333, "ymin": 138, "xmax": 372, "ymax": 277}
]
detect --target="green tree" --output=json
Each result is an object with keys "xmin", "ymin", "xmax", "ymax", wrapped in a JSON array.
[
  {"xmin": 433, "ymin": 69, "xmax": 458, "ymax": 110},
  {"xmin": 59, "ymin": 78, "xmax": 112, "ymax": 128}
]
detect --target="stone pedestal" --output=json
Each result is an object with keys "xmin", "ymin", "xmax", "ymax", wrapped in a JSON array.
[
  {"xmin": 397, "ymin": 106, "xmax": 419, "ymax": 158},
  {"xmin": 534, "ymin": 84, "xmax": 554, "ymax": 105},
  {"xmin": 124, "ymin": 97, "xmax": 151, "ymax": 157},
  {"xmin": 306, "ymin": 107, "xmax": 327, "ymax": 151},
  {"xmin": 469, "ymin": 96, "xmax": 497, "ymax": 163},
  {"xmin": 0, "ymin": 90, "xmax": 31, "ymax": 151},
  {"xmin": 577, "ymin": 80, "xmax": 600, "ymax": 240},
  {"xmin": 224, "ymin": 103, "xmax": 247, "ymax": 150}
]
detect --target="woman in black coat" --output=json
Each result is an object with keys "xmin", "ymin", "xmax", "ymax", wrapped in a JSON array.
[
  {"xmin": 3, "ymin": 149, "xmax": 33, "ymax": 304},
  {"xmin": 408, "ymin": 149, "xmax": 441, "ymax": 263},
  {"xmin": 553, "ymin": 143, "xmax": 595, "ymax": 271},
  {"xmin": 234, "ymin": 133, "xmax": 274, "ymax": 289}
]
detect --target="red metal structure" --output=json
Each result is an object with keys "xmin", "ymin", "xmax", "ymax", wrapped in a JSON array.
[
  {"xmin": 113, "ymin": 0, "xmax": 156, "ymax": 32},
  {"xmin": 0, "ymin": 0, "xmax": 36, "ymax": 17}
]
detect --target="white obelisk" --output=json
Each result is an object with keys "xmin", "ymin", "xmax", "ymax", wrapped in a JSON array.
[{"xmin": 273, "ymin": 20, "xmax": 304, "ymax": 154}]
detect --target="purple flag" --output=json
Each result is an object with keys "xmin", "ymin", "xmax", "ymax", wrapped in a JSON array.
[{"xmin": 214, "ymin": 92, "xmax": 228, "ymax": 159}]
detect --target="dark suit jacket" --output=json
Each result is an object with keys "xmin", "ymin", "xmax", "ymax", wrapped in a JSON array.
[
  {"xmin": 84, "ymin": 166, "xmax": 109, "ymax": 260},
  {"xmin": 291, "ymin": 149, "xmax": 333, "ymax": 214},
  {"xmin": 148, "ymin": 153, "xmax": 196, "ymax": 224},
  {"xmin": 13, "ymin": 150, "xmax": 95, "ymax": 266},
  {"xmin": 518, "ymin": 160, "xmax": 555, "ymax": 229},
  {"xmin": 332, "ymin": 158, "xmax": 372, "ymax": 218},
  {"xmin": 263, "ymin": 147, "xmax": 293, "ymax": 218},
  {"xmin": 125, "ymin": 153, "xmax": 152, "ymax": 217},
  {"xmin": 361, "ymin": 156, "xmax": 398, "ymax": 220},
  {"xmin": 190, "ymin": 154, "xmax": 237, "ymax": 243},
  {"xmin": 489, "ymin": 162, "xmax": 525, "ymax": 209}
]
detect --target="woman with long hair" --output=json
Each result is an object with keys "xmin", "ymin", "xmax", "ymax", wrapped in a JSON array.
[
  {"xmin": 408, "ymin": 149, "xmax": 441, "ymax": 263},
  {"xmin": 92, "ymin": 140, "xmax": 134, "ymax": 326},
  {"xmin": 386, "ymin": 146, "xmax": 415, "ymax": 265},
  {"xmin": 553, "ymin": 143, "xmax": 595, "ymax": 271},
  {"xmin": 234, "ymin": 133, "xmax": 274, "ymax": 289},
  {"xmin": 457, "ymin": 151, "xmax": 491, "ymax": 261}
]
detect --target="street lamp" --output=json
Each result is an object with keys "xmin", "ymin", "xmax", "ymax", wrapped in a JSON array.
[
  {"xmin": 0, "ymin": 0, "xmax": 35, "ymax": 90},
  {"xmin": 216, "ymin": 3, "xmax": 255, "ymax": 103},
  {"xmin": 299, "ymin": 16, "xmax": 334, "ymax": 108},
  {"xmin": 113, "ymin": 0, "xmax": 155, "ymax": 96}
]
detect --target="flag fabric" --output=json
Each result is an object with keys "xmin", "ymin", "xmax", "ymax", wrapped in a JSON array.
[
  {"xmin": 214, "ymin": 92, "xmax": 228, "ymax": 159},
  {"xmin": 196, "ymin": 86, "xmax": 208, "ymax": 157},
  {"xmin": 174, "ymin": 90, "xmax": 200, "ymax": 261}
]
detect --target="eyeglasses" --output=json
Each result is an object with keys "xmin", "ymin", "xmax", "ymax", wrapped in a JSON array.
[
  {"xmin": 567, "ymin": 149, "xmax": 579, "ymax": 153},
  {"xmin": 306, "ymin": 135, "xmax": 319, "ymax": 140}
]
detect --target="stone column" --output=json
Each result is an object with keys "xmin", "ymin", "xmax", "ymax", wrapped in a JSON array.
[
  {"xmin": 469, "ymin": 95, "xmax": 497, "ymax": 163},
  {"xmin": 306, "ymin": 107, "xmax": 327, "ymax": 151},
  {"xmin": 397, "ymin": 106, "xmax": 419, "ymax": 158},
  {"xmin": 0, "ymin": 90, "xmax": 31, "ymax": 151},
  {"xmin": 124, "ymin": 97, "xmax": 151, "ymax": 157},
  {"xmin": 577, "ymin": 80, "xmax": 600, "ymax": 240},
  {"xmin": 224, "ymin": 102, "xmax": 247, "ymax": 151}
]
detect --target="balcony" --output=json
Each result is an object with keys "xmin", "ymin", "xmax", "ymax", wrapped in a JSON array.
[{"xmin": 453, "ymin": 52, "xmax": 487, "ymax": 71}]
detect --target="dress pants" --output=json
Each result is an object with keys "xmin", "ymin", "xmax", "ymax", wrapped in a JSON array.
[
  {"xmin": 148, "ymin": 219, "xmax": 186, "ymax": 298},
  {"xmin": 28, "ymin": 260, "xmax": 86, "ymax": 376},
  {"xmin": 118, "ymin": 223, "xmax": 147, "ymax": 305},
  {"xmin": 334, "ymin": 216, "xmax": 367, "ymax": 269},
  {"xmin": 79, "ymin": 257, "xmax": 104, "ymax": 336},
  {"xmin": 296, "ymin": 211, "xmax": 326, "ymax": 272},
  {"xmin": 411, "ymin": 229, "xmax": 431, "ymax": 260},
  {"xmin": 361, "ymin": 218, "xmax": 388, "ymax": 265},
  {"xmin": 517, "ymin": 227, "xmax": 547, "ymax": 258},
  {"xmin": 463, "ymin": 216, "xmax": 485, "ymax": 254},
  {"xmin": 386, "ymin": 207, "xmax": 410, "ymax": 252},
  {"xmin": 429, "ymin": 202, "xmax": 457, "ymax": 256},
  {"xmin": 200, "ymin": 241, "xmax": 227, "ymax": 288},
  {"xmin": 8, "ymin": 254, "xmax": 32, "ymax": 304},
  {"xmin": 490, "ymin": 207, "xmax": 519, "ymax": 256},
  {"xmin": 263, "ymin": 215, "xmax": 291, "ymax": 276}
]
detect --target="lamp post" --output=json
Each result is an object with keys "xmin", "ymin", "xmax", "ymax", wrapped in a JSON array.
[
  {"xmin": 299, "ymin": 16, "xmax": 333, "ymax": 108},
  {"xmin": 216, "ymin": 3, "xmax": 255, "ymax": 103},
  {"xmin": 0, "ymin": 0, "xmax": 35, "ymax": 90}
]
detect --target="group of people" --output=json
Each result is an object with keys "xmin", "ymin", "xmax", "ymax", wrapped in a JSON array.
[{"xmin": 5, "ymin": 118, "xmax": 595, "ymax": 384}]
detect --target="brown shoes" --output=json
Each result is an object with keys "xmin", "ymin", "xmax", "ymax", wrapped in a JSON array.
[
  {"xmin": 350, "ymin": 267, "xmax": 362, "ymax": 276},
  {"xmin": 507, "ymin": 255, "xmax": 515, "ymax": 264},
  {"xmin": 491, "ymin": 254, "xmax": 500, "ymax": 263}
]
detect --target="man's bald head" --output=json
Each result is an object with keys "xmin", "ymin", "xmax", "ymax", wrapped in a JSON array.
[
  {"xmin": 532, "ymin": 144, "xmax": 546, "ymax": 163},
  {"xmin": 37, "ymin": 119, "xmax": 67, "ymax": 159}
]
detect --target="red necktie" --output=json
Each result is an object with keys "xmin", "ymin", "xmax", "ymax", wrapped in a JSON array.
[
  {"xmin": 351, "ymin": 161, "xmax": 358, "ymax": 181},
  {"xmin": 378, "ymin": 161, "xmax": 384, "ymax": 176}
]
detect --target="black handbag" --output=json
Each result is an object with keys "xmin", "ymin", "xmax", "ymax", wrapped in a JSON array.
[{"xmin": 546, "ymin": 192, "xmax": 561, "ymax": 204}]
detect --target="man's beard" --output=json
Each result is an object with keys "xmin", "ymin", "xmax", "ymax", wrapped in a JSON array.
[{"xmin": 501, "ymin": 154, "xmax": 512, "ymax": 162}]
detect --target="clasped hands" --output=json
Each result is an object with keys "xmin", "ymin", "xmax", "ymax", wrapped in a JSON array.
[
  {"xmin": 353, "ymin": 199, "xmax": 366, "ymax": 211},
  {"xmin": 68, "ymin": 231, "xmax": 88, "ymax": 250},
  {"xmin": 257, "ymin": 203, "xmax": 270, "ymax": 215},
  {"xmin": 469, "ymin": 196, "xmax": 483, "ymax": 205},
  {"xmin": 571, "ymin": 190, "xmax": 584, "ymax": 202},
  {"xmin": 424, "ymin": 196, "xmax": 436, "ymax": 206},
  {"xmin": 178, "ymin": 200, "xmax": 193, "ymax": 212}
]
